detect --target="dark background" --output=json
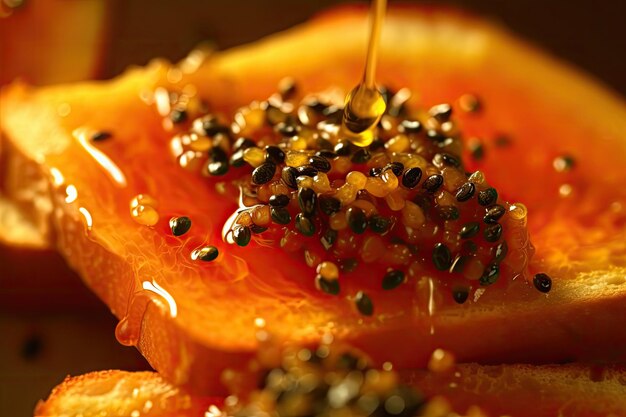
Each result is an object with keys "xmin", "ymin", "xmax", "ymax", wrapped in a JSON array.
[{"xmin": 105, "ymin": 0, "xmax": 626, "ymax": 95}]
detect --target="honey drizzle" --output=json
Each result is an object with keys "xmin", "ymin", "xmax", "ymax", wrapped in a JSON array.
[{"xmin": 341, "ymin": 0, "xmax": 387, "ymax": 147}]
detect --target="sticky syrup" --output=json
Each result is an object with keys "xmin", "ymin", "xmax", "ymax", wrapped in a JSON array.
[{"xmin": 340, "ymin": 0, "xmax": 387, "ymax": 147}]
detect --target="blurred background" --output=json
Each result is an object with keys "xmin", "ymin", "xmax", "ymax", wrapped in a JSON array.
[{"xmin": 1, "ymin": 0, "xmax": 624, "ymax": 416}]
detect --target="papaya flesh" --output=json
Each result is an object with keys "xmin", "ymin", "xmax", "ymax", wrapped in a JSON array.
[
  {"xmin": 2, "ymin": 5, "xmax": 626, "ymax": 395},
  {"xmin": 35, "ymin": 364, "xmax": 626, "ymax": 417}
]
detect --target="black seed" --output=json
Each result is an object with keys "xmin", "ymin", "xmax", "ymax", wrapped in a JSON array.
[
  {"xmin": 479, "ymin": 263, "xmax": 499, "ymax": 286},
  {"xmin": 265, "ymin": 145, "xmax": 285, "ymax": 164},
  {"xmin": 450, "ymin": 255, "xmax": 468, "ymax": 273},
  {"xmin": 437, "ymin": 205, "xmax": 460, "ymax": 221},
  {"xmin": 429, "ymin": 103, "xmax": 452, "ymax": 122},
  {"xmin": 230, "ymin": 149, "xmax": 245, "ymax": 167},
  {"xmin": 250, "ymin": 224, "xmax": 268, "ymax": 234},
  {"xmin": 533, "ymin": 273, "xmax": 552, "ymax": 293},
  {"xmin": 484, "ymin": 204, "xmax": 506, "ymax": 224},
  {"xmin": 316, "ymin": 150, "xmax": 337, "ymax": 159},
  {"xmin": 459, "ymin": 222, "xmax": 480, "ymax": 239},
  {"xmin": 461, "ymin": 240, "xmax": 479, "ymax": 255},
  {"xmin": 477, "ymin": 188, "xmax": 498, "ymax": 206},
  {"xmin": 295, "ymin": 213, "xmax": 316, "ymax": 236},
  {"xmin": 297, "ymin": 165, "xmax": 318, "ymax": 178},
  {"xmin": 233, "ymin": 226, "xmax": 252, "ymax": 247},
  {"xmin": 316, "ymin": 276, "xmax": 340, "ymax": 295},
  {"xmin": 306, "ymin": 99, "xmax": 329, "ymax": 113},
  {"xmin": 369, "ymin": 167, "xmax": 383, "ymax": 177},
  {"xmin": 252, "ymin": 162, "xmax": 276, "ymax": 185},
  {"xmin": 433, "ymin": 153, "xmax": 461, "ymax": 169},
  {"xmin": 334, "ymin": 141, "xmax": 354, "ymax": 156},
  {"xmin": 320, "ymin": 229, "xmax": 338, "ymax": 250},
  {"xmin": 21, "ymin": 334, "xmax": 43, "ymax": 360},
  {"xmin": 91, "ymin": 131, "xmax": 112, "ymax": 142},
  {"xmin": 192, "ymin": 246, "xmax": 219, "ymax": 262},
  {"xmin": 422, "ymin": 174, "xmax": 444, "ymax": 193},
  {"xmin": 355, "ymin": 291, "xmax": 374, "ymax": 316},
  {"xmin": 369, "ymin": 137, "xmax": 386, "ymax": 151},
  {"xmin": 276, "ymin": 122, "xmax": 297, "ymax": 137},
  {"xmin": 170, "ymin": 108, "xmax": 188, "ymax": 124},
  {"xmin": 351, "ymin": 148, "xmax": 371, "ymax": 164},
  {"xmin": 264, "ymin": 103, "xmax": 288, "ymax": 126},
  {"xmin": 452, "ymin": 287, "xmax": 469, "ymax": 304},
  {"xmin": 494, "ymin": 241, "xmax": 508, "ymax": 262},
  {"xmin": 269, "ymin": 194, "xmax": 290, "ymax": 207},
  {"xmin": 385, "ymin": 162, "xmax": 405, "ymax": 176},
  {"xmin": 298, "ymin": 188, "xmax": 317, "ymax": 216},
  {"xmin": 270, "ymin": 207, "xmax": 291, "ymax": 225},
  {"xmin": 208, "ymin": 161, "xmax": 229, "ymax": 176},
  {"xmin": 278, "ymin": 77, "xmax": 297, "ymax": 100},
  {"xmin": 169, "ymin": 216, "xmax": 192, "ymax": 236},
  {"xmin": 432, "ymin": 243, "xmax": 452, "ymax": 271},
  {"xmin": 399, "ymin": 119, "xmax": 422, "ymax": 133},
  {"xmin": 413, "ymin": 194, "xmax": 433, "ymax": 211},
  {"xmin": 455, "ymin": 182, "xmax": 475, "ymax": 202},
  {"xmin": 340, "ymin": 258, "xmax": 359, "ymax": 272},
  {"xmin": 369, "ymin": 215, "xmax": 391, "ymax": 234},
  {"xmin": 309, "ymin": 155, "xmax": 331, "ymax": 173},
  {"xmin": 346, "ymin": 207, "xmax": 368, "ymax": 234},
  {"xmin": 382, "ymin": 270, "xmax": 405, "ymax": 290},
  {"xmin": 281, "ymin": 166, "xmax": 298, "ymax": 189},
  {"xmin": 317, "ymin": 137, "xmax": 334, "ymax": 150},
  {"xmin": 468, "ymin": 140, "xmax": 485, "ymax": 161},
  {"xmin": 200, "ymin": 116, "xmax": 229, "ymax": 136},
  {"xmin": 426, "ymin": 129, "xmax": 447, "ymax": 143},
  {"xmin": 319, "ymin": 195, "xmax": 341, "ymax": 215},
  {"xmin": 233, "ymin": 137, "xmax": 256, "ymax": 151},
  {"xmin": 484, "ymin": 223, "xmax": 503, "ymax": 242},
  {"xmin": 210, "ymin": 146, "xmax": 228, "ymax": 162},
  {"xmin": 399, "ymin": 167, "xmax": 422, "ymax": 189}
]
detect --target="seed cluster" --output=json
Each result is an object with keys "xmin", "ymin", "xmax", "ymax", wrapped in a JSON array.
[
  {"xmin": 227, "ymin": 347, "xmax": 426, "ymax": 417},
  {"xmin": 163, "ymin": 79, "xmax": 539, "ymax": 312}
]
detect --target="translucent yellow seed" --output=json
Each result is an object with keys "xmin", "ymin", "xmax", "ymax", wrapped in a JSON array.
[
  {"xmin": 305, "ymin": 250, "xmax": 322, "ymax": 268},
  {"xmin": 360, "ymin": 235, "xmax": 385, "ymax": 263},
  {"xmin": 285, "ymin": 151, "xmax": 310, "ymax": 167},
  {"xmin": 290, "ymin": 135, "xmax": 308, "ymax": 151},
  {"xmin": 280, "ymin": 230, "xmax": 302, "ymax": 252},
  {"xmin": 334, "ymin": 183, "xmax": 357, "ymax": 205},
  {"xmin": 381, "ymin": 169, "xmax": 399, "ymax": 191},
  {"xmin": 332, "ymin": 156, "xmax": 352, "ymax": 175},
  {"xmin": 468, "ymin": 170, "xmax": 486, "ymax": 185},
  {"xmin": 404, "ymin": 155, "xmax": 428, "ymax": 169},
  {"xmin": 351, "ymin": 199, "xmax": 377, "ymax": 217},
  {"xmin": 464, "ymin": 258, "xmax": 484, "ymax": 280},
  {"xmin": 243, "ymin": 147, "xmax": 265, "ymax": 167},
  {"xmin": 509, "ymin": 203, "xmax": 528, "ymax": 221},
  {"xmin": 131, "ymin": 204, "xmax": 159, "ymax": 226},
  {"xmin": 188, "ymin": 133, "xmax": 212, "ymax": 152},
  {"xmin": 365, "ymin": 177, "xmax": 389, "ymax": 198},
  {"xmin": 236, "ymin": 211, "xmax": 253, "ymax": 226},
  {"xmin": 329, "ymin": 211, "xmax": 348, "ymax": 230},
  {"xmin": 296, "ymin": 175, "xmax": 314, "ymax": 189},
  {"xmin": 312, "ymin": 173, "xmax": 331, "ymax": 193},
  {"xmin": 402, "ymin": 201, "xmax": 426, "ymax": 228},
  {"xmin": 256, "ymin": 185, "xmax": 272, "ymax": 202},
  {"xmin": 130, "ymin": 194, "xmax": 158, "ymax": 209},
  {"xmin": 385, "ymin": 134, "xmax": 410, "ymax": 153},
  {"xmin": 177, "ymin": 150, "xmax": 205, "ymax": 171},
  {"xmin": 346, "ymin": 171, "xmax": 367, "ymax": 190},
  {"xmin": 317, "ymin": 261, "xmax": 339, "ymax": 280},
  {"xmin": 382, "ymin": 244, "xmax": 412, "ymax": 266},
  {"xmin": 369, "ymin": 153, "xmax": 390, "ymax": 169},
  {"xmin": 435, "ymin": 190, "xmax": 455, "ymax": 206},
  {"xmin": 442, "ymin": 167, "xmax": 465, "ymax": 192},
  {"xmin": 252, "ymin": 205, "xmax": 271, "ymax": 226},
  {"xmin": 270, "ymin": 181, "xmax": 290, "ymax": 196},
  {"xmin": 239, "ymin": 106, "xmax": 265, "ymax": 133},
  {"xmin": 385, "ymin": 189, "xmax": 406, "ymax": 211}
]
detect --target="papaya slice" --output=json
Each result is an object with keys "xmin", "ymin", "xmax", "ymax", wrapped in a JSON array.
[
  {"xmin": 2, "ymin": 6, "xmax": 626, "ymax": 395},
  {"xmin": 35, "ymin": 364, "xmax": 626, "ymax": 417}
]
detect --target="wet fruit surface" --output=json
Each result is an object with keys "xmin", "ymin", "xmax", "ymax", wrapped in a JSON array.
[{"xmin": 2, "ymin": 6, "xmax": 626, "ymax": 394}]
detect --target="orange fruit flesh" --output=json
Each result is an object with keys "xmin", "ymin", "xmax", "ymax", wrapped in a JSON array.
[
  {"xmin": 35, "ymin": 366, "xmax": 626, "ymax": 417},
  {"xmin": 2, "ymin": 6, "xmax": 626, "ymax": 394}
]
